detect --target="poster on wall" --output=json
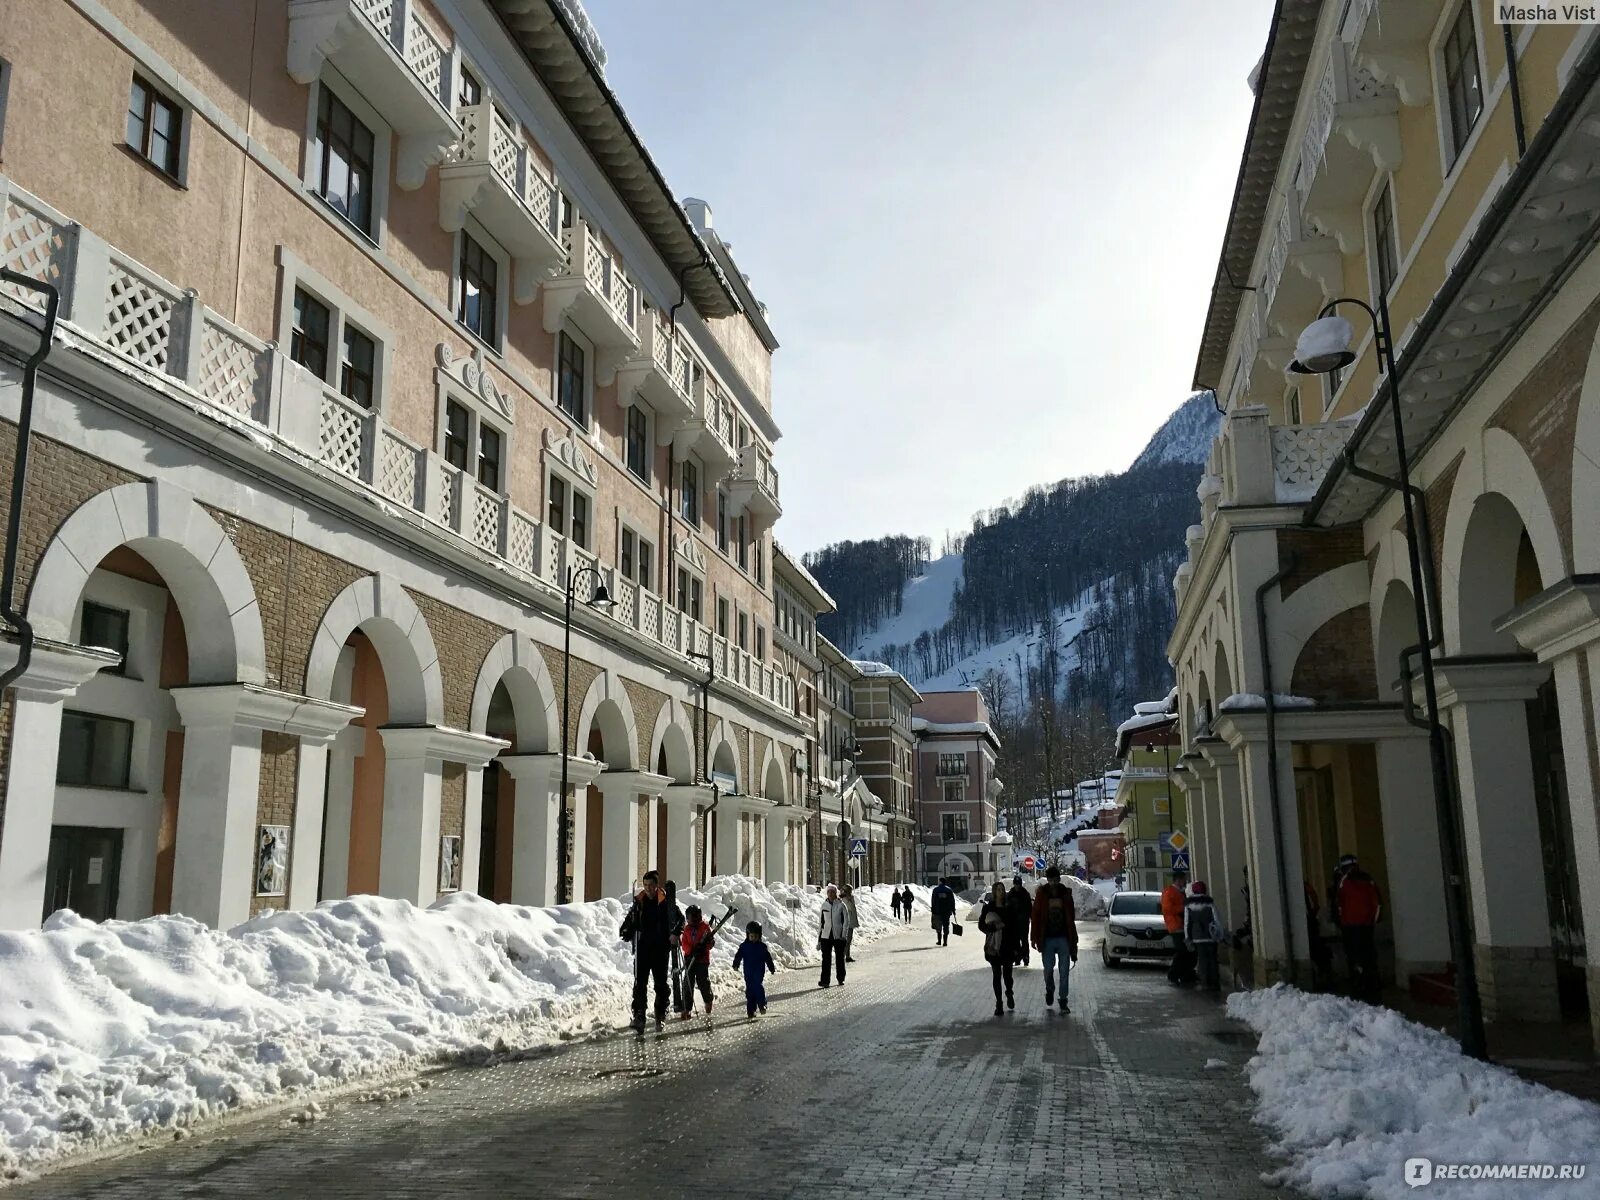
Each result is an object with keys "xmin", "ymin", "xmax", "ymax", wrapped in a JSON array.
[
  {"xmin": 438, "ymin": 835, "xmax": 461, "ymax": 893},
  {"xmin": 256, "ymin": 824, "xmax": 290, "ymax": 897}
]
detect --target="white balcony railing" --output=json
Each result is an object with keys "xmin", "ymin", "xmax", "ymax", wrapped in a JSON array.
[
  {"xmin": 542, "ymin": 220, "xmax": 639, "ymax": 347},
  {"xmin": 0, "ymin": 176, "xmax": 795, "ymax": 717}
]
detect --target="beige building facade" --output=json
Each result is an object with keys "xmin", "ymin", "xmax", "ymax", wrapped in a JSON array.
[
  {"xmin": 1172, "ymin": 0, "xmax": 1600, "ymax": 1047},
  {"xmin": 0, "ymin": 0, "xmax": 810, "ymax": 930}
]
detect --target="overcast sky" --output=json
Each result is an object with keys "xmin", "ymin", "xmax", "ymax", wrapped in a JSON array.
[{"xmin": 589, "ymin": 0, "xmax": 1276, "ymax": 554}]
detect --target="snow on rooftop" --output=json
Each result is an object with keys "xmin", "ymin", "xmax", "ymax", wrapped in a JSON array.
[
  {"xmin": 553, "ymin": 0, "xmax": 607, "ymax": 73},
  {"xmin": 912, "ymin": 719, "xmax": 996, "ymax": 737},
  {"xmin": 1117, "ymin": 711, "xmax": 1175, "ymax": 736},
  {"xmin": 851, "ymin": 660, "xmax": 901, "ymax": 678},
  {"xmin": 1218, "ymin": 693, "xmax": 1317, "ymax": 712}
]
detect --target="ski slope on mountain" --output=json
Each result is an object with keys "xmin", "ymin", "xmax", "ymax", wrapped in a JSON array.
[{"xmin": 844, "ymin": 552, "xmax": 963, "ymax": 653}]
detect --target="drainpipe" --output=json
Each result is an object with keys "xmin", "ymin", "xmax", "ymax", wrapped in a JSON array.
[
  {"xmin": 1254, "ymin": 551, "xmax": 1299, "ymax": 986},
  {"xmin": 0, "ymin": 271, "xmax": 60, "ymax": 693},
  {"xmin": 1502, "ymin": 23, "xmax": 1528, "ymax": 158}
]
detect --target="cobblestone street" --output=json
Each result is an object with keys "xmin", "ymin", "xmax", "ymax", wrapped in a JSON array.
[{"xmin": 14, "ymin": 921, "xmax": 1291, "ymax": 1200}]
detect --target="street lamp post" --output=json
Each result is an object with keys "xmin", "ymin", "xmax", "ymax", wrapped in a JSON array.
[
  {"xmin": 1290, "ymin": 296, "xmax": 1487, "ymax": 1060},
  {"xmin": 686, "ymin": 647, "xmax": 715, "ymax": 887},
  {"xmin": 556, "ymin": 565, "xmax": 613, "ymax": 905}
]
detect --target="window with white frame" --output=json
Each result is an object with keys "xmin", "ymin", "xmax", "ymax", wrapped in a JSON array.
[
  {"xmin": 456, "ymin": 229, "xmax": 502, "ymax": 348},
  {"xmin": 435, "ymin": 378, "xmax": 506, "ymax": 491},
  {"xmin": 1370, "ymin": 180, "xmax": 1399, "ymax": 301},
  {"xmin": 717, "ymin": 595, "xmax": 729, "ymax": 638},
  {"xmin": 1440, "ymin": 2, "xmax": 1483, "ymax": 165},
  {"xmin": 557, "ymin": 329, "xmax": 590, "ymax": 425},
  {"xmin": 676, "ymin": 565, "xmax": 703, "ymax": 621},
  {"xmin": 680, "ymin": 459, "xmax": 702, "ymax": 525},
  {"xmin": 619, "ymin": 526, "xmax": 654, "ymax": 591},
  {"xmin": 312, "ymin": 84, "xmax": 373, "ymax": 235},
  {"xmin": 279, "ymin": 257, "xmax": 390, "ymax": 410},
  {"xmin": 756, "ymin": 625, "xmax": 766, "ymax": 661},
  {"xmin": 546, "ymin": 470, "xmax": 592, "ymax": 549},
  {"xmin": 456, "ymin": 63, "xmax": 482, "ymax": 115},
  {"xmin": 941, "ymin": 812, "xmax": 968, "ymax": 842},
  {"xmin": 625, "ymin": 403, "xmax": 650, "ymax": 481},
  {"xmin": 737, "ymin": 609, "xmax": 748, "ymax": 651}
]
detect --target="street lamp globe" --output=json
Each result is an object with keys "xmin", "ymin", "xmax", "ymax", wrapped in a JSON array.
[
  {"xmin": 1289, "ymin": 314, "xmax": 1357, "ymax": 375},
  {"xmin": 588, "ymin": 580, "xmax": 615, "ymax": 610}
]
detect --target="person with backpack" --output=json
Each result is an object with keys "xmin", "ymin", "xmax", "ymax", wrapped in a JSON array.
[
  {"xmin": 678, "ymin": 904, "xmax": 716, "ymax": 1018},
  {"xmin": 1005, "ymin": 877, "xmax": 1032, "ymax": 967},
  {"xmin": 1184, "ymin": 880, "xmax": 1224, "ymax": 991},
  {"xmin": 818, "ymin": 884, "xmax": 853, "ymax": 987},
  {"xmin": 732, "ymin": 920, "xmax": 777, "ymax": 1018},
  {"xmin": 1030, "ymin": 866, "xmax": 1079, "ymax": 1012},
  {"xmin": 619, "ymin": 870, "xmax": 673, "ymax": 1033},
  {"xmin": 1162, "ymin": 870, "xmax": 1197, "ymax": 985},
  {"xmin": 665, "ymin": 879, "xmax": 687, "ymax": 1015},
  {"xmin": 930, "ymin": 878, "xmax": 957, "ymax": 946},
  {"xmin": 901, "ymin": 886, "xmax": 915, "ymax": 922},
  {"xmin": 979, "ymin": 883, "xmax": 1019, "ymax": 1016},
  {"xmin": 1333, "ymin": 854, "xmax": 1383, "ymax": 1003},
  {"xmin": 891, "ymin": 888, "xmax": 903, "ymax": 920}
]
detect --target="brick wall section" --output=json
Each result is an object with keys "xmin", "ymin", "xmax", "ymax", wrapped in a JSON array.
[
  {"xmin": 620, "ymin": 678, "xmax": 666, "ymax": 767},
  {"xmin": 751, "ymin": 732, "xmax": 772, "ymax": 796},
  {"xmin": 1277, "ymin": 527, "xmax": 1365, "ymax": 599},
  {"xmin": 1419, "ymin": 452, "xmax": 1464, "ymax": 586},
  {"xmin": 1489, "ymin": 292, "xmax": 1600, "ymax": 563},
  {"xmin": 733, "ymin": 722, "xmax": 751, "ymax": 791},
  {"xmin": 635, "ymin": 798, "xmax": 650, "ymax": 877},
  {"xmin": 537, "ymin": 643, "xmax": 602, "ymax": 749},
  {"xmin": 407, "ymin": 591, "xmax": 506, "ymax": 730},
  {"xmin": 1291, "ymin": 607, "xmax": 1378, "ymax": 702},
  {"xmin": 440, "ymin": 762, "xmax": 465, "ymax": 840}
]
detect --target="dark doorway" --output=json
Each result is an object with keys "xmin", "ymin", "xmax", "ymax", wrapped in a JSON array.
[
  {"xmin": 44, "ymin": 826, "xmax": 123, "ymax": 922},
  {"xmin": 1527, "ymin": 678, "xmax": 1588, "ymax": 1019}
]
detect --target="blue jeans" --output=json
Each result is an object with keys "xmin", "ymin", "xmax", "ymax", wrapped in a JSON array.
[{"xmin": 1042, "ymin": 936, "xmax": 1072, "ymax": 1002}]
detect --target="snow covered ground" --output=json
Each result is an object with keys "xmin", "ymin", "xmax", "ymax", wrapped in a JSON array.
[
  {"xmin": 1228, "ymin": 986, "xmax": 1600, "ymax": 1199},
  {"xmin": 0, "ymin": 879, "xmax": 926, "ymax": 1180}
]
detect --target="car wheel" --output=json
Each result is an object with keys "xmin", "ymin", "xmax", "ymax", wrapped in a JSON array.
[{"xmin": 1102, "ymin": 948, "xmax": 1118, "ymax": 968}]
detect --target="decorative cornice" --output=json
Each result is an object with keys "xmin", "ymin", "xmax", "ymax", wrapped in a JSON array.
[
  {"xmin": 543, "ymin": 427, "xmax": 599, "ymax": 486},
  {"xmin": 1494, "ymin": 575, "xmax": 1600, "ymax": 662},
  {"xmin": 437, "ymin": 342, "xmax": 513, "ymax": 421}
]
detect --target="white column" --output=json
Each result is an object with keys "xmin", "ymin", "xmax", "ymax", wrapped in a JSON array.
[
  {"xmin": 1199, "ymin": 746, "xmax": 1250, "ymax": 935},
  {"xmin": 596, "ymin": 772, "xmax": 641, "ymax": 901},
  {"xmin": 0, "ymin": 642, "xmax": 114, "ymax": 930},
  {"xmin": 715, "ymin": 799, "xmax": 741, "ymax": 879},
  {"xmin": 1374, "ymin": 734, "xmax": 1450, "ymax": 978},
  {"xmin": 319, "ymin": 725, "xmax": 362, "ymax": 901},
  {"xmin": 169, "ymin": 687, "xmax": 269, "ymax": 929},
  {"xmin": 662, "ymin": 785, "xmax": 705, "ymax": 890},
  {"xmin": 1437, "ymin": 659, "xmax": 1561, "ymax": 1022},
  {"xmin": 285, "ymin": 699, "xmax": 362, "ymax": 912},
  {"xmin": 1232, "ymin": 733, "xmax": 1309, "ymax": 984},
  {"xmin": 461, "ymin": 766, "xmax": 485, "ymax": 897},
  {"xmin": 499, "ymin": 754, "xmax": 565, "ymax": 907},
  {"xmin": 764, "ymin": 809, "xmax": 788, "ymax": 884},
  {"xmin": 568, "ymin": 770, "xmax": 590, "ymax": 902},
  {"xmin": 376, "ymin": 727, "xmax": 444, "ymax": 907}
]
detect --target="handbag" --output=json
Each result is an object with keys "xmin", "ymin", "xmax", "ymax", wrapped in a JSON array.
[{"xmin": 951, "ymin": 922, "xmax": 964, "ymax": 937}]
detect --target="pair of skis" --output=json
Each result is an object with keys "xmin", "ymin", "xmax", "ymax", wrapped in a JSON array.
[{"xmin": 625, "ymin": 904, "xmax": 739, "ymax": 1037}]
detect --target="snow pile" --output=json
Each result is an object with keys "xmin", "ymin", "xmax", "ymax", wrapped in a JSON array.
[
  {"xmin": 1218, "ymin": 692, "xmax": 1317, "ymax": 711},
  {"xmin": 1228, "ymin": 986, "xmax": 1600, "ymax": 1199},
  {"xmin": 552, "ymin": 0, "xmax": 607, "ymax": 73},
  {"xmin": 0, "ymin": 877, "xmax": 919, "ymax": 1176}
]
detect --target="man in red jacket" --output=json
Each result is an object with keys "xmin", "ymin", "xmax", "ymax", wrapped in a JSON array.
[
  {"xmin": 1162, "ymin": 870, "xmax": 1195, "ymax": 985},
  {"xmin": 1333, "ymin": 855, "xmax": 1383, "ymax": 1003}
]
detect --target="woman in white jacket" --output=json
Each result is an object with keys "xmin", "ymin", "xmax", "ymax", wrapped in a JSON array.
[{"xmin": 818, "ymin": 884, "xmax": 854, "ymax": 988}]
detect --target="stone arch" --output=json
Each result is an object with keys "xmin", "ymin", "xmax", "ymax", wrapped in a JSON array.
[
  {"xmin": 1278, "ymin": 562, "xmax": 1371, "ymax": 696},
  {"xmin": 1442, "ymin": 429, "xmax": 1566, "ymax": 654},
  {"xmin": 469, "ymin": 634, "xmax": 557, "ymax": 753},
  {"xmin": 761, "ymin": 744, "xmax": 787, "ymax": 803},
  {"xmin": 575, "ymin": 669, "xmax": 639, "ymax": 769},
  {"xmin": 1211, "ymin": 643, "xmax": 1235, "ymax": 706},
  {"xmin": 1373, "ymin": 578, "xmax": 1422, "ymax": 698},
  {"xmin": 708, "ymin": 718, "xmax": 741, "ymax": 793},
  {"xmin": 649, "ymin": 701, "xmax": 696, "ymax": 782},
  {"xmin": 1571, "ymin": 317, "xmax": 1600, "ymax": 572},
  {"xmin": 28, "ymin": 480, "xmax": 266, "ymax": 684},
  {"xmin": 304, "ymin": 575, "xmax": 442, "ymax": 724}
]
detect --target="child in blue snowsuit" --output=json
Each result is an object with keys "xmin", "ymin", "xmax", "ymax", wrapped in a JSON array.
[{"xmin": 731, "ymin": 921, "xmax": 776, "ymax": 1018}]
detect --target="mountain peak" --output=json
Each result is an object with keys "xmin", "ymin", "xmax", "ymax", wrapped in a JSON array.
[{"xmin": 1130, "ymin": 391, "xmax": 1222, "ymax": 470}]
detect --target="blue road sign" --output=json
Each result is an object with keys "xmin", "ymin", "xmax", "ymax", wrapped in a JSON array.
[
  {"xmin": 1170, "ymin": 849, "xmax": 1191, "ymax": 872},
  {"xmin": 848, "ymin": 837, "xmax": 869, "ymax": 859}
]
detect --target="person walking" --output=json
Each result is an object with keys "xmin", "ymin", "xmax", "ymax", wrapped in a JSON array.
[
  {"xmin": 665, "ymin": 879, "xmax": 687, "ymax": 1015},
  {"xmin": 818, "ymin": 884, "xmax": 853, "ymax": 988},
  {"xmin": 1162, "ymin": 870, "xmax": 1196, "ymax": 985},
  {"xmin": 1030, "ymin": 866, "xmax": 1079, "ymax": 1012},
  {"xmin": 901, "ymin": 886, "xmax": 915, "ymax": 923},
  {"xmin": 1304, "ymin": 878, "xmax": 1333, "ymax": 991},
  {"xmin": 1333, "ymin": 854, "xmax": 1383, "ymax": 1003},
  {"xmin": 980, "ymin": 883, "xmax": 1018, "ymax": 1016},
  {"xmin": 620, "ymin": 870, "xmax": 673, "ymax": 1033},
  {"xmin": 678, "ymin": 904, "xmax": 716, "ymax": 1018},
  {"xmin": 1184, "ymin": 880, "xmax": 1223, "ymax": 991},
  {"xmin": 841, "ymin": 884, "xmax": 860, "ymax": 962},
  {"xmin": 891, "ymin": 888, "xmax": 903, "ymax": 921},
  {"xmin": 732, "ymin": 921, "xmax": 777, "ymax": 1018},
  {"xmin": 930, "ymin": 877, "xmax": 956, "ymax": 946},
  {"xmin": 1005, "ymin": 877, "xmax": 1032, "ymax": 967}
]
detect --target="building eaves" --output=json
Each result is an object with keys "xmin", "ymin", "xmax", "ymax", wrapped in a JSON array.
[
  {"xmin": 487, "ymin": 0, "xmax": 741, "ymax": 319},
  {"xmin": 774, "ymin": 542, "xmax": 837, "ymax": 614},
  {"xmin": 1192, "ymin": 0, "xmax": 1324, "ymax": 391}
]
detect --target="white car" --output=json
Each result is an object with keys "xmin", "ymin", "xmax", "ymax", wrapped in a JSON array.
[{"xmin": 1101, "ymin": 891, "xmax": 1174, "ymax": 967}]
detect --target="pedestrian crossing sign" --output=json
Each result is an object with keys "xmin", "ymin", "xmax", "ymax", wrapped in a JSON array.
[
  {"xmin": 848, "ymin": 837, "xmax": 868, "ymax": 859},
  {"xmin": 1171, "ymin": 849, "xmax": 1191, "ymax": 871}
]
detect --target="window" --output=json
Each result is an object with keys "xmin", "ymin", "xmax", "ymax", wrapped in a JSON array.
[
  {"xmin": 941, "ymin": 813, "xmax": 968, "ymax": 842},
  {"xmin": 716, "ymin": 489, "xmax": 729, "ymax": 552},
  {"xmin": 1286, "ymin": 385, "xmax": 1302, "ymax": 426},
  {"xmin": 457, "ymin": 65, "xmax": 482, "ymax": 113},
  {"xmin": 625, "ymin": 404, "xmax": 649, "ymax": 480},
  {"xmin": 557, "ymin": 331, "xmax": 587, "ymax": 424},
  {"xmin": 57, "ymin": 711, "xmax": 134, "ymax": 789},
  {"xmin": 570, "ymin": 491, "xmax": 589, "ymax": 549},
  {"xmin": 290, "ymin": 288, "xmax": 331, "ymax": 380},
  {"xmin": 717, "ymin": 596, "xmax": 729, "ymax": 638},
  {"xmin": 126, "ymin": 74, "xmax": 182, "ymax": 178},
  {"xmin": 1441, "ymin": 2, "xmax": 1483, "ymax": 162},
  {"xmin": 1142, "ymin": 845, "xmax": 1158, "ymax": 869},
  {"xmin": 457, "ymin": 232, "xmax": 499, "ymax": 346},
  {"xmin": 477, "ymin": 422, "xmax": 502, "ymax": 490},
  {"xmin": 444, "ymin": 399, "xmax": 471, "ymax": 471},
  {"xmin": 736, "ymin": 515, "xmax": 749, "ymax": 571},
  {"xmin": 0, "ymin": 59, "xmax": 12, "ymax": 159},
  {"xmin": 1371, "ymin": 181, "xmax": 1399, "ymax": 300},
  {"xmin": 80, "ymin": 602, "xmax": 130, "ymax": 675},
  {"xmin": 619, "ymin": 529, "xmax": 654, "ymax": 590},
  {"xmin": 1325, "ymin": 361, "xmax": 1344, "ymax": 409},
  {"xmin": 313, "ymin": 85, "xmax": 374, "ymax": 235},
  {"xmin": 942, "ymin": 779, "xmax": 965, "ymax": 805},
  {"xmin": 340, "ymin": 323, "xmax": 376, "ymax": 409},
  {"xmin": 548, "ymin": 474, "xmax": 566, "ymax": 533},
  {"xmin": 755, "ymin": 537, "xmax": 765, "ymax": 586},
  {"xmin": 676, "ymin": 568, "xmax": 703, "ymax": 620},
  {"xmin": 737, "ymin": 610, "xmax": 748, "ymax": 650},
  {"xmin": 939, "ymin": 753, "xmax": 966, "ymax": 777},
  {"xmin": 756, "ymin": 626, "xmax": 766, "ymax": 661},
  {"xmin": 680, "ymin": 460, "xmax": 701, "ymax": 525}
]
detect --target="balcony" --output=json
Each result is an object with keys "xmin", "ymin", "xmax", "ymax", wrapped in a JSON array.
[
  {"xmin": 1296, "ymin": 41, "xmax": 1402, "ymax": 254},
  {"xmin": 439, "ymin": 104, "xmax": 566, "ymax": 302},
  {"xmin": 286, "ymin": 0, "xmax": 456, "ymax": 189},
  {"xmin": 0, "ymin": 176, "xmax": 797, "ymax": 720},
  {"xmin": 1344, "ymin": 0, "xmax": 1436, "ymax": 109},
  {"xmin": 725, "ymin": 441, "xmax": 781, "ymax": 523},
  {"xmin": 1203, "ymin": 406, "xmax": 1357, "ymax": 510},
  {"xmin": 613, "ymin": 308, "xmax": 696, "ymax": 432},
  {"xmin": 1258, "ymin": 199, "xmax": 1342, "ymax": 342},
  {"xmin": 542, "ymin": 219, "xmax": 640, "ymax": 354},
  {"xmin": 684, "ymin": 376, "xmax": 738, "ymax": 480}
]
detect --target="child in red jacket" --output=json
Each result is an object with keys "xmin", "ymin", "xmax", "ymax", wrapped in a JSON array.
[{"xmin": 679, "ymin": 905, "xmax": 715, "ymax": 1018}]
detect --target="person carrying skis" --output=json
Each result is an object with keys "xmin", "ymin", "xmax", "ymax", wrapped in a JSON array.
[
  {"xmin": 679, "ymin": 904, "xmax": 716, "ymax": 1018},
  {"xmin": 665, "ymin": 879, "xmax": 687, "ymax": 1015},
  {"xmin": 620, "ymin": 870, "xmax": 673, "ymax": 1033},
  {"xmin": 732, "ymin": 920, "xmax": 777, "ymax": 1018}
]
